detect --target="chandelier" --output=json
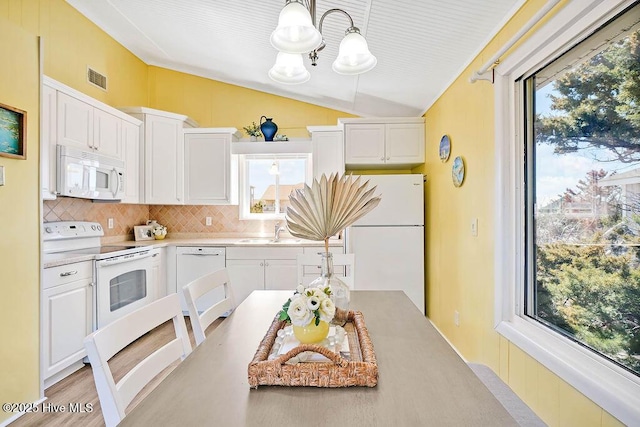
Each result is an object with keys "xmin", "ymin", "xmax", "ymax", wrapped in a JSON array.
[{"xmin": 268, "ymin": 0, "xmax": 377, "ymax": 84}]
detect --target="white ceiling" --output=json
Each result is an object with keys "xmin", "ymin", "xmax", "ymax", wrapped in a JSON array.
[{"xmin": 66, "ymin": 0, "xmax": 523, "ymax": 117}]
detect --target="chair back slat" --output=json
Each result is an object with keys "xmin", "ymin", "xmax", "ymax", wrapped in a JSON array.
[
  {"xmin": 183, "ymin": 268, "xmax": 234, "ymax": 345},
  {"xmin": 84, "ymin": 293, "xmax": 192, "ymax": 427}
]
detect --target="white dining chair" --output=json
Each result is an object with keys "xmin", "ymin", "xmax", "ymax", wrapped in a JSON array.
[
  {"xmin": 83, "ymin": 293, "xmax": 192, "ymax": 427},
  {"xmin": 182, "ymin": 268, "xmax": 234, "ymax": 346},
  {"xmin": 296, "ymin": 253, "xmax": 355, "ymax": 289}
]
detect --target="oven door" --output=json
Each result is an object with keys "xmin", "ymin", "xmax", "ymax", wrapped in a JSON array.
[{"xmin": 95, "ymin": 248, "xmax": 159, "ymax": 329}]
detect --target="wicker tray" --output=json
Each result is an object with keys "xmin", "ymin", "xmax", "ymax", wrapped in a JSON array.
[{"xmin": 248, "ymin": 308, "xmax": 378, "ymax": 388}]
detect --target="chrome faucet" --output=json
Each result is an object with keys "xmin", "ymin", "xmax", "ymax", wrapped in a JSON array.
[{"xmin": 274, "ymin": 222, "xmax": 285, "ymax": 242}]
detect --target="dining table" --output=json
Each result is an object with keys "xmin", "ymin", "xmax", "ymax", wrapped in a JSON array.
[{"xmin": 120, "ymin": 290, "xmax": 518, "ymax": 426}]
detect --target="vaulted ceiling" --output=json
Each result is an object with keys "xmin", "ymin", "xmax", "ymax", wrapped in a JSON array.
[{"xmin": 66, "ymin": 0, "xmax": 523, "ymax": 117}]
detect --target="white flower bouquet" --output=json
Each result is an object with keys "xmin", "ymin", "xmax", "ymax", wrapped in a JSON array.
[{"xmin": 278, "ymin": 284, "xmax": 336, "ymax": 326}]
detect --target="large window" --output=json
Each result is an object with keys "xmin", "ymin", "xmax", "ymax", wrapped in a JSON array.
[
  {"xmin": 239, "ymin": 153, "xmax": 311, "ymax": 219},
  {"xmin": 524, "ymin": 5, "xmax": 640, "ymax": 377},
  {"xmin": 495, "ymin": 1, "xmax": 640, "ymax": 423}
]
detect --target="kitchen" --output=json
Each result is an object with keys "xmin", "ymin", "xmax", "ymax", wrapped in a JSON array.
[{"xmin": 1, "ymin": 1, "xmax": 638, "ymax": 426}]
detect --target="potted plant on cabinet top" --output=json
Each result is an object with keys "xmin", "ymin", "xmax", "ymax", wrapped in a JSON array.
[{"xmin": 243, "ymin": 122, "xmax": 262, "ymax": 141}]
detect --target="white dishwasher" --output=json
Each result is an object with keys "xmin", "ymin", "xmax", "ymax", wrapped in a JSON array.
[{"xmin": 176, "ymin": 246, "xmax": 226, "ymax": 314}]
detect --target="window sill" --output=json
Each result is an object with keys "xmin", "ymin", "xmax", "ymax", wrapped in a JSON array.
[{"xmin": 496, "ymin": 317, "xmax": 640, "ymax": 425}]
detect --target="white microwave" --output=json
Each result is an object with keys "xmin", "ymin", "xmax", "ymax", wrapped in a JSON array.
[{"xmin": 57, "ymin": 145, "xmax": 125, "ymax": 201}]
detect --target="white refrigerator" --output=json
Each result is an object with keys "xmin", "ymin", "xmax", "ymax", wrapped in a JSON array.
[{"xmin": 346, "ymin": 174, "xmax": 425, "ymax": 314}]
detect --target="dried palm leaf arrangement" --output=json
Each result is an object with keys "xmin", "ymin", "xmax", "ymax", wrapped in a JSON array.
[{"xmin": 285, "ymin": 173, "xmax": 382, "ymax": 252}]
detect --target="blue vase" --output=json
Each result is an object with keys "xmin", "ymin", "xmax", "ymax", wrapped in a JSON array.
[{"xmin": 260, "ymin": 116, "xmax": 278, "ymax": 142}]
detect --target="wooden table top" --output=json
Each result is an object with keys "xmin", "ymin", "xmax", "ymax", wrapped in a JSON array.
[{"xmin": 120, "ymin": 290, "xmax": 517, "ymax": 426}]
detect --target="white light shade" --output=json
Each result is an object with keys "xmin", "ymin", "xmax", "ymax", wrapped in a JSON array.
[
  {"xmin": 270, "ymin": 1, "xmax": 322, "ymax": 54},
  {"xmin": 332, "ymin": 31, "xmax": 377, "ymax": 75},
  {"xmin": 269, "ymin": 52, "xmax": 310, "ymax": 84}
]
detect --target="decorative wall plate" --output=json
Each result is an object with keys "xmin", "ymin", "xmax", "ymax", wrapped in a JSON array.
[
  {"xmin": 439, "ymin": 135, "xmax": 451, "ymax": 162},
  {"xmin": 452, "ymin": 156, "xmax": 465, "ymax": 187}
]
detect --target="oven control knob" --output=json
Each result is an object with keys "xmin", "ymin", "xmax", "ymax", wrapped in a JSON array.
[
  {"xmin": 45, "ymin": 227, "xmax": 52, "ymax": 233},
  {"xmin": 96, "ymin": 225, "xmax": 102, "ymax": 231},
  {"xmin": 91, "ymin": 225, "xmax": 97, "ymax": 230}
]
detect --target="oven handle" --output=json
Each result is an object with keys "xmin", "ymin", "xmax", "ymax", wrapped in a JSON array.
[{"xmin": 95, "ymin": 250, "xmax": 155, "ymax": 267}]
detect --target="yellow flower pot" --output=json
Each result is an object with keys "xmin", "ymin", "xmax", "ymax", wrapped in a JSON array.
[
  {"xmin": 292, "ymin": 320, "xmax": 329, "ymax": 344},
  {"xmin": 154, "ymin": 234, "xmax": 166, "ymax": 240}
]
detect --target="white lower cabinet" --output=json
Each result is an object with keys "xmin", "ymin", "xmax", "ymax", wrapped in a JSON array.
[
  {"xmin": 226, "ymin": 247, "xmax": 303, "ymax": 305},
  {"xmin": 42, "ymin": 261, "xmax": 93, "ymax": 387}
]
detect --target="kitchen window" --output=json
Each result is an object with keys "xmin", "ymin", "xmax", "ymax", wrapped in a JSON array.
[
  {"xmin": 238, "ymin": 153, "xmax": 311, "ymax": 220},
  {"xmin": 494, "ymin": 1, "xmax": 640, "ymax": 424}
]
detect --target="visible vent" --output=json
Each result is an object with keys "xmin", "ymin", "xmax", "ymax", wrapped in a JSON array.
[{"xmin": 87, "ymin": 67, "xmax": 107, "ymax": 91}]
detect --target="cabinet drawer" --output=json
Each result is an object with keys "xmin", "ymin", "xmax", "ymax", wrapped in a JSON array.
[
  {"xmin": 44, "ymin": 261, "xmax": 93, "ymax": 289},
  {"xmin": 226, "ymin": 246, "xmax": 303, "ymax": 260}
]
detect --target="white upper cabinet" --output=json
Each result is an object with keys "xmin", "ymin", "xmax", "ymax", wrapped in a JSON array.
[
  {"xmin": 41, "ymin": 83, "xmax": 58, "ymax": 200},
  {"xmin": 42, "ymin": 76, "xmax": 141, "ymax": 200},
  {"xmin": 342, "ymin": 118, "xmax": 425, "ymax": 168},
  {"xmin": 120, "ymin": 107, "xmax": 198, "ymax": 205},
  {"xmin": 57, "ymin": 92, "xmax": 124, "ymax": 160},
  {"xmin": 121, "ymin": 120, "xmax": 141, "ymax": 204},
  {"xmin": 308, "ymin": 126, "xmax": 344, "ymax": 179},
  {"xmin": 184, "ymin": 128, "xmax": 238, "ymax": 205}
]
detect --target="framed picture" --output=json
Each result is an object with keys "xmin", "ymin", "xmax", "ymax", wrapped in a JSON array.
[
  {"xmin": 0, "ymin": 102, "xmax": 26, "ymax": 160},
  {"xmin": 439, "ymin": 135, "xmax": 451, "ymax": 162},
  {"xmin": 134, "ymin": 225, "xmax": 155, "ymax": 241},
  {"xmin": 452, "ymin": 156, "xmax": 465, "ymax": 187}
]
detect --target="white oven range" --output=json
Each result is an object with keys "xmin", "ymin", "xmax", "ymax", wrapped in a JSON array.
[{"xmin": 43, "ymin": 221, "xmax": 160, "ymax": 330}]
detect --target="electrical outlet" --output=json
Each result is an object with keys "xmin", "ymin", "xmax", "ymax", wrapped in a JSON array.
[
  {"xmin": 454, "ymin": 310, "xmax": 460, "ymax": 327},
  {"xmin": 108, "ymin": 218, "xmax": 114, "ymax": 229},
  {"xmin": 206, "ymin": 216, "xmax": 212, "ymax": 226},
  {"xmin": 471, "ymin": 218, "xmax": 478, "ymax": 237}
]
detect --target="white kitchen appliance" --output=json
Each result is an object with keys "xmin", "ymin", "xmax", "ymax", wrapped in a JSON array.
[
  {"xmin": 176, "ymin": 246, "xmax": 227, "ymax": 315},
  {"xmin": 345, "ymin": 174, "xmax": 425, "ymax": 314},
  {"xmin": 43, "ymin": 221, "xmax": 160, "ymax": 329},
  {"xmin": 57, "ymin": 145, "xmax": 125, "ymax": 201}
]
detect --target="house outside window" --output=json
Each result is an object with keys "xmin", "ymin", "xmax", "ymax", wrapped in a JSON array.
[
  {"xmin": 239, "ymin": 154, "xmax": 311, "ymax": 220},
  {"xmin": 494, "ymin": 1, "xmax": 640, "ymax": 424}
]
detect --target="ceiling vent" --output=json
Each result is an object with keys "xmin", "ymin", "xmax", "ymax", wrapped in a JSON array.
[{"xmin": 87, "ymin": 67, "xmax": 107, "ymax": 91}]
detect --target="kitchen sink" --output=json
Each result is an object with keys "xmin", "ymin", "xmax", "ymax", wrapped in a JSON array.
[{"xmin": 237, "ymin": 238, "xmax": 302, "ymax": 244}]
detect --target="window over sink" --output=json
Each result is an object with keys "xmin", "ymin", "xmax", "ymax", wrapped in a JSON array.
[{"xmin": 238, "ymin": 153, "xmax": 311, "ymax": 220}]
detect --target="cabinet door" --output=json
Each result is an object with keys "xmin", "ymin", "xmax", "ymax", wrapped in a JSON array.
[
  {"xmin": 184, "ymin": 132, "xmax": 231, "ymax": 204},
  {"xmin": 93, "ymin": 108, "xmax": 122, "ymax": 159},
  {"xmin": 42, "ymin": 280, "xmax": 93, "ymax": 380},
  {"xmin": 344, "ymin": 124, "xmax": 386, "ymax": 165},
  {"xmin": 226, "ymin": 259, "xmax": 265, "ymax": 306},
  {"xmin": 121, "ymin": 120, "xmax": 141, "ymax": 203},
  {"xmin": 384, "ymin": 123, "xmax": 425, "ymax": 165},
  {"xmin": 264, "ymin": 259, "xmax": 298, "ymax": 291},
  {"xmin": 312, "ymin": 130, "xmax": 344, "ymax": 178},
  {"xmin": 41, "ymin": 84, "xmax": 57, "ymax": 200},
  {"xmin": 57, "ymin": 92, "xmax": 93, "ymax": 149},
  {"xmin": 144, "ymin": 114, "xmax": 184, "ymax": 204}
]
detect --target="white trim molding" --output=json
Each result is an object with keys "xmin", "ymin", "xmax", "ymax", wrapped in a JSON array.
[{"xmin": 493, "ymin": 1, "xmax": 640, "ymax": 424}]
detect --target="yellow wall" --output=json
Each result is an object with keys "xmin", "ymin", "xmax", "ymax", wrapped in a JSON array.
[
  {"xmin": 415, "ymin": 1, "xmax": 624, "ymax": 426},
  {"xmin": 0, "ymin": 15, "xmax": 41, "ymax": 423},
  {"xmin": 148, "ymin": 66, "xmax": 354, "ymax": 136}
]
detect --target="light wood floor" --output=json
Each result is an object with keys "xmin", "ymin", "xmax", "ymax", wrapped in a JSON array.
[{"xmin": 11, "ymin": 317, "xmax": 222, "ymax": 427}]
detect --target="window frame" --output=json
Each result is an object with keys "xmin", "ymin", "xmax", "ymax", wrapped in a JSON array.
[
  {"xmin": 238, "ymin": 153, "xmax": 312, "ymax": 220},
  {"xmin": 493, "ymin": 1, "xmax": 640, "ymax": 424}
]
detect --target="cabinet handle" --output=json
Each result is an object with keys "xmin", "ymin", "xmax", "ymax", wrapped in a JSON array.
[
  {"xmin": 260, "ymin": 262, "xmax": 264, "ymax": 266},
  {"xmin": 386, "ymin": 157, "xmax": 390, "ymax": 160},
  {"xmin": 60, "ymin": 270, "xmax": 78, "ymax": 277},
  {"xmin": 380, "ymin": 157, "xmax": 384, "ymax": 161},
  {"xmin": 265, "ymin": 262, "xmax": 269, "ymax": 267}
]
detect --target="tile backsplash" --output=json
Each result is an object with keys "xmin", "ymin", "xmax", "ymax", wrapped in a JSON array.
[{"xmin": 43, "ymin": 198, "xmax": 280, "ymax": 239}]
